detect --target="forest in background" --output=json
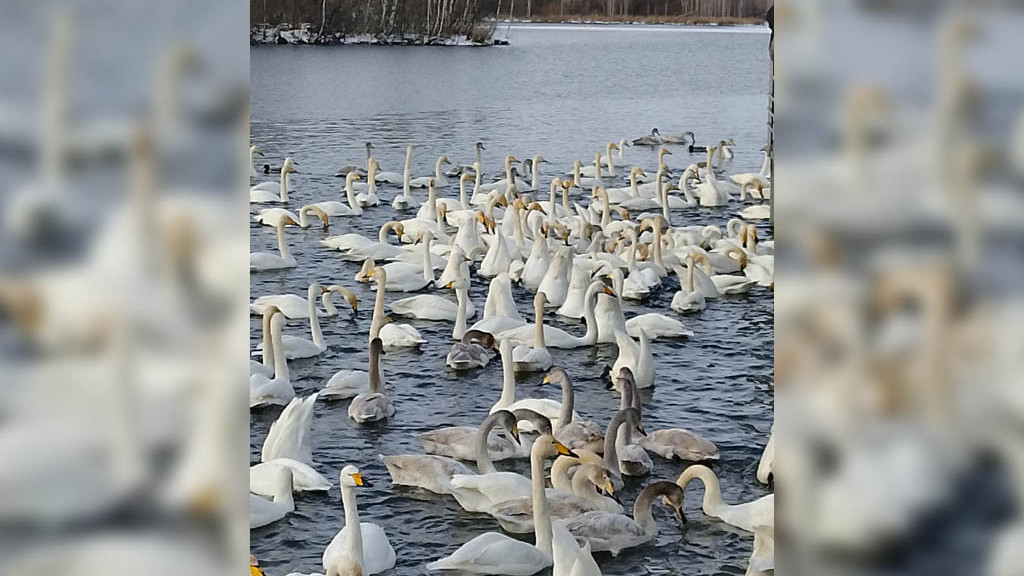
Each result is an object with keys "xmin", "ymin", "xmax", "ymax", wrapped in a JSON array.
[{"xmin": 251, "ymin": 0, "xmax": 770, "ymax": 45}]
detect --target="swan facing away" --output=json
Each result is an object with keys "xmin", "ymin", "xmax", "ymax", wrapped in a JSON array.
[
  {"xmin": 322, "ymin": 466, "xmax": 397, "ymax": 576},
  {"xmin": 250, "ymin": 464, "xmax": 294, "ymax": 529}
]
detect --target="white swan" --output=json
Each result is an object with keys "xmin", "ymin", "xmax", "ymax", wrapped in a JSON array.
[
  {"xmin": 348, "ymin": 338, "xmax": 395, "ymax": 423},
  {"xmin": 250, "ymin": 458, "xmax": 331, "ymax": 495},
  {"xmin": 498, "ymin": 281, "xmax": 612, "ymax": 349},
  {"xmin": 410, "ymin": 155, "xmax": 451, "ymax": 188},
  {"xmin": 250, "ymin": 465, "xmax": 294, "ymax": 529},
  {"xmin": 562, "ymin": 480, "xmax": 685, "ymax": 556},
  {"xmin": 370, "ymin": 231, "xmax": 436, "ymax": 292},
  {"xmin": 274, "ymin": 283, "xmax": 329, "ymax": 359},
  {"xmin": 250, "ymin": 216, "xmax": 298, "ymax": 271},
  {"xmin": 510, "ymin": 292, "xmax": 553, "ymax": 373},
  {"xmin": 254, "ymin": 205, "xmax": 330, "ymax": 229},
  {"xmin": 675, "ymin": 464, "xmax": 774, "ymax": 532},
  {"xmin": 321, "ymin": 221, "xmax": 404, "ymax": 254},
  {"xmin": 368, "ymin": 266, "xmax": 425, "ymax": 349},
  {"xmin": 738, "ymin": 202, "xmax": 772, "ymax": 221},
  {"xmin": 490, "ymin": 339, "xmax": 579, "ymax": 432},
  {"xmin": 251, "ymin": 284, "xmax": 356, "ymax": 319},
  {"xmin": 250, "ymin": 145, "xmax": 265, "ymax": 177},
  {"xmin": 308, "ymin": 172, "xmax": 364, "ymax": 216},
  {"xmin": 355, "ymin": 158, "xmax": 382, "ymax": 207},
  {"xmin": 321, "ymin": 334, "xmax": 382, "ymax": 401},
  {"xmin": 375, "ymin": 146, "xmax": 410, "ymax": 183},
  {"xmin": 670, "ymin": 256, "xmax": 707, "ymax": 313},
  {"xmin": 261, "ymin": 392, "xmax": 318, "ymax": 464},
  {"xmin": 696, "ymin": 147, "xmax": 731, "ymax": 207},
  {"xmin": 757, "ymin": 426, "xmax": 774, "ymax": 484},
  {"xmin": 612, "ymin": 328, "xmax": 654, "ymax": 389},
  {"xmin": 250, "ymin": 157, "xmax": 297, "ymax": 203},
  {"xmin": 250, "ymin": 312, "xmax": 295, "ymax": 408},
  {"xmin": 536, "ymin": 246, "xmax": 573, "ymax": 308},
  {"xmin": 322, "ymin": 466, "xmax": 397, "ymax": 576},
  {"xmin": 543, "ymin": 368, "xmax": 604, "ymax": 454},
  {"xmin": 390, "ymin": 273, "xmax": 474, "ymax": 321},
  {"xmin": 428, "ymin": 435, "xmax": 576, "ymax": 574},
  {"xmin": 552, "ymin": 521, "xmax": 602, "ymax": 576}
]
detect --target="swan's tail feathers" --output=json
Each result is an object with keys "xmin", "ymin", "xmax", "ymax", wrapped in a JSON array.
[{"xmin": 425, "ymin": 556, "xmax": 457, "ymax": 571}]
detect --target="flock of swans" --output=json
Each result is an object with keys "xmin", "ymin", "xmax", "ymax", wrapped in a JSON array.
[{"xmin": 249, "ymin": 132, "xmax": 775, "ymax": 576}]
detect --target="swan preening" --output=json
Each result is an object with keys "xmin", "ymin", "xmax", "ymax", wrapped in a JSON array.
[{"xmin": 248, "ymin": 136, "xmax": 773, "ymax": 575}]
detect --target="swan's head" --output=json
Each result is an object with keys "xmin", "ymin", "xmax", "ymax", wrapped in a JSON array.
[
  {"xmin": 542, "ymin": 367, "xmax": 570, "ymax": 387},
  {"xmin": 684, "ymin": 131, "xmax": 695, "ymax": 140},
  {"xmin": 651, "ymin": 128, "xmax": 661, "ymax": 135},
  {"xmin": 346, "ymin": 171, "xmax": 362, "ymax": 184},
  {"xmin": 306, "ymin": 206, "xmax": 330, "ymax": 231},
  {"xmin": 251, "ymin": 145, "xmax": 264, "ymax": 156},
  {"xmin": 506, "ymin": 155, "xmax": 519, "ymax": 165},
  {"xmin": 439, "ymin": 155, "xmax": 450, "ymax": 165},
  {"xmin": 659, "ymin": 148, "xmax": 672, "ymax": 157},
  {"xmin": 493, "ymin": 410, "xmax": 522, "ymax": 445},
  {"xmin": 533, "ymin": 155, "xmax": 548, "ymax": 165},
  {"xmin": 526, "ymin": 201, "xmax": 547, "ymax": 216},
  {"xmin": 366, "ymin": 265, "xmax": 386, "ymax": 282},
  {"xmin": 460, "ymin": 172, "xmax": 475, "ymax": 183},
  {"xmin": 657, "ymin": 483, "xmax": 687, "ymax": 525},
  {"xmin": 389, "ymin": 222, "xmax": 405, "ymax": 239},
  {"xmin": 370, "ymin": 337, "xmax": 386, "ymax": 355},
  {"xmin": 308, "ymin": 283, "xmax": 327, "ymax": 300},
  {"xmin": 620, "ymin": 406, "xmax": 646, "ymax": 436},
  {"xmin": 328, "ymin": 285, "xmax": 358, "ymax": 313},
  {"xmin": 613, "ymin": 206, "xmax": 631, "ymax": 222},
  {"xmin": 590, "ymin": 186, "xmax": 606, "ymax": 199},
  {"xmin": 339, "ymin": 465, "xmax": 371, "ymax": 488},
  {"xmin": 536, "ymin": 435, "xmax": 579, "ymax": 459},
  {"xmin": 579, "ymin": 464, "xmax": 614, "ymax": 496},
  {"xmin": 476, "ymin": 141, "xmax": 486, "ymax": 150},
  {"xmin": 609, "ymin": 142, "xmax": 620, "ymax": 151},
  {"xmin": 356, "ymin": 259, "xmax": 376, "ymax": 282},
  {"xmin": 251, "ymin": 554, "xmax": 264, "ymax": 576},
  {"xmin": 262, "ymin": 305, "xmax": 281, "ymax": 320},
  {"xmin": 282, "ymin": 157, "xmax": 298, "ymax": 174}
]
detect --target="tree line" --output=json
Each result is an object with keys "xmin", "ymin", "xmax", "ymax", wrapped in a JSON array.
[{"xmin": 250, "ymin": 0, "xmax": 769, "ymax": 42}]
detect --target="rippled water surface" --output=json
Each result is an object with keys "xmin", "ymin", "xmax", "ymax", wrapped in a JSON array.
[{"xmin": 251, "ymin": 24, "xmax": 772, "ymax": 576}]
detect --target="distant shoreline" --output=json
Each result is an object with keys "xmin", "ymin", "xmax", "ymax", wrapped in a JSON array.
[{"xmin": 250, "ymin": 18, "xmax": 765, "ymax": 47}]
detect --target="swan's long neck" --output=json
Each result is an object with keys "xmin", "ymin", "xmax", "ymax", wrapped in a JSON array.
[
  {"xmin": 556, "ymin": 376, "xmax": 575, "ymax": 428},
  {"xmin": 421, "ymin": 236, "xmax": 434, "ymax": 282},
  {"xmin": 531, "ymin": 159, "xmax": 540, "ymax": 190},
  {"xmin": 367, "ymin": 161, "xmax": 377, "ymax": 194},
  {"xmin": 370, "ymin": 275, "xmax": 387, "ymax": 340},
  {"xmin": 606, "ymin": 144, "xmax": 616, "ymax": 172},
  {"xmin": 531, "ymin": 442, "xmax": 553, "ymax": 558},
  {"xmin": 571, "ymin": 469, "xmax": 599, "ymax": 501},
  {"xmin": 435, "ymin": 158, "xmax": 444, "ymax": 180},
  {"xmin": 562, "ymin": 184, "xmax": 570, "ymax": 213},
  {"xmin": 474, "ymin": 412, "xmax": 503, "ymax": 474},
  {"xmin": 706, "ymin": 148, "xmax": 717, "ymax": 182},
  {"xmin": 759, "ymin": 151, "xmax": 770, "ymax": 177},
  {"xmin": 453, "ymin": 286, "xmax": 468, "ymax": 340},
  {"xmin": 686, "ymin": 259, "xmax": 695, "ymax": 291},
  {"xmin": 378, "ymin": 223, "xmax": 391, "ymax": 244},
  {"xmin": 474, "ymin": 161, "xmax": 483, "ymax": 191},
  {"xmin": 345, "ymin": 181, "xmax": 362, "ymax": 215},
  {"xmin": 308, "ymin": 289, "xmax": 324, "ymax": 348},
  {"xmin": 548, "ymin": 180, "xmax": 558, "ymax": 213},
  {"xmin": 598, "ymin": 190, "xmax": 611, "ymax": 228},
  {"xmin": 630, "ymin": 171, "xmax": 639, "ymax": 197},
  {"xmin": 661, "ymin": 180, "xmax": 671, "ymax": 224},
  {"xmin": 498, "ymin": 344, "xmax": 515, "ymax": 406},
  {"xmin": 593, "ymin": 154, "xmax": 602, "ymax": 184},
  {"xmin": 276, "ymin": 222, "xmax": 292, "ymax": 261},
  {"xmin": 534, "ymin": 296, "xmax": 546, "ymax": 349},
  {"xmin": 261, "ymin": 312, "xmax": 275, "ymax": 371},
  {"xmin": 504, "ymin": 158, "xmax": 513, "ymax": 183},
  {"xmin": 550, "ymin": 455, "xmax": 578, "ymax": 492},
  {"xmin": 322, "ymin": 290, "xmax": 339, "ymax": 316},
  {"xmin": 368, "ymin": 344, "xmax": 384, "ymax": 394},
  {"xmin": 573, "ymin": 162, "xmax": 582, "ymax": 187},
  {"xmin": 340, "ymin": 484, "xmax": 364, "ymax": 566},
  {"xmin": 652, "ymin": 224, "xmax": 664, "ymax": 268},
  {"xmin": 271, "ymin": 317, "xmax": 289, "ymax": 381},
  {"xmin": 581, "ymin": 282, "xmax": 601, "ymax": 345},
  {"xmin": 279, "ymin": 169, "xmax": 290, "ymax": 202},
  {"xmin": 475, "ymin": 146, "xmax": 483, "ymax": 170},
  {"xmin": 403, "ymin": 147, "xmax": 412, "ymax": 195},
  {"xmin": 685, "ymin": 466, "xmax": 724, "ymax": 515},
  {"xmin": 459, "ymin": 178, "xmax": 469, "ymax": 210},
  {"xmin": 634, "ymin": 482, "xmax": 677, "ymax": 536},
  {"xmin": 603, "ymin": 411, "xmax": 627, "ymax": 473}
]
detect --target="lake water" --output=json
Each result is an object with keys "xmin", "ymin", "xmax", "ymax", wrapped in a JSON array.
[{"xmin": 250, "ymin": 23, "xmax": 773, "ymax": 576}]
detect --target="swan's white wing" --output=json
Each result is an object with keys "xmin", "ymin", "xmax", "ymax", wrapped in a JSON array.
[
  {"xmin": 625, "ymin": 313, "xmax": 692, "ymax": 339},
  {"xmin": 322, "ymin": 370, "xmax": 369, "ymax": 400},
  {"xmin": 359, "ymin": 522, "xmax": 397, "ymax": 575},
  {"xmin": 254, "ymin": 458, "xmax": 331, "ymax": 492},
  {"xmin": 251, "ymin": 294, "xmax": 308, "ymax": 318},
  {"xmin": 261, "ymin": 394, "xmax": 317, "ymax": 464},
  {"xmin": 720, "ymin": 494, "xmax": 774, "ymax": 533},
  {"xmin": 426, "ymin": 532, "xmax": 549, "ymax": 574},
  {"xmin": 280, "ymin": 335, "xmax": 323, "ymax": 359},
  {"xmin": 249, "ymin": 493, "xmax": 287, "ymax": 529},
  {"xmin": 450, "ymin": 472, "xmax": 532, "ymax": 510}
]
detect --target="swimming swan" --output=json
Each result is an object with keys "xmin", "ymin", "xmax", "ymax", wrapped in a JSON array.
[
  {"xmin": 250, "ymin": 157, "xmax": 297, "ymax": 203},
  {"xmin": 250, "ymin": 465, "xmax": 294, "ymax": 529},
  {"xmin": 562, "ymin": 480, "xmax": 685, "ymax": 556},
  {"xmin": 250, "ymin": 216, "xmax": 299, "ymax": 271},
  {"xmin": 427, "ymin": 435, "xmax": 577, "ymax": 574},
  {"xmin": 321, "ymin": 466, "xmax": 396, "ymax": 576},
  {"xmin": 367, "ymin": 266, "xmax": 426, "ymax": 349},
  {"xmin": 347, "ymin": 338, "xmax": 395, "ymax": 423},
  {"xmin": 675, "ymin": 464, "xmax": 774, "ymax": 532},
  {"xmin": 250, "ymin": 312, "xmax": 295, "ymax": 408}
]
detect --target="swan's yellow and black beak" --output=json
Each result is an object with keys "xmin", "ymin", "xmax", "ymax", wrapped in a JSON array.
[
  {"xmin": 444, "ymin": 281, "xmax": 454, "ymax": 289},
  {"xmin": 554, "ymin": 440, "xmax": 578, "ymax": 458},
  {"xmin": 604, "ymin": 287, "xmax": 615, "ymax": 297},
  {"xmin": 511, "ymin": 424, "xmax": 521, "ymax": 445},
  {"xmin": 250, "ymin": 554, "xmax": 263, "ymax": 576},
  {"xmin": 385, "ymin": 315, "xmax": 394, "ymax": 323},
  {"xmin": 352, "ymin": 472, "xmax": 373, "ymax": 487},
  {"xmin": 542, "ymin": 373, "xmax": 552, "ymax": 385},
  {"xmin": 604, "ymin": 480, "xmax": 615, "ymax": 495},
  {"xmin": 636, "ymin": 424, "xmax": 648, "ymax": 437}
]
